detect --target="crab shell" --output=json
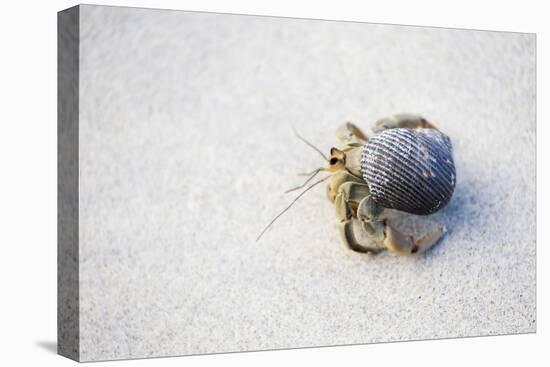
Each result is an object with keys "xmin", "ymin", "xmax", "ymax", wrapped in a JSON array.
[{"xmin": 360, "ymin": 128, "xmax": 456, "ymax": 215}]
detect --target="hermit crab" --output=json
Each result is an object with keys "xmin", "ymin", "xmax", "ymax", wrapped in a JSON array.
[{"xmin": 258, "ymin": 114, "xmax": 456, "ymax": 255}]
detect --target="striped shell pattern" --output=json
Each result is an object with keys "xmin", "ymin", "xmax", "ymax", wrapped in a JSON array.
[{"xmin": 360, "ymin": 128, "xmax": 456, "ymax": 215}]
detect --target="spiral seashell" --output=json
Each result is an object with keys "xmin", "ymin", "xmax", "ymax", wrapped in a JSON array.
[{"xmin": 360, "ymin": 128, "xmax": 456, "ymax": 215}]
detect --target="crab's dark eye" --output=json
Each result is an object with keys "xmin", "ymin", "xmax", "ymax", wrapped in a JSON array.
[{"xmin": 329, "ymin": 157, "xmax": 338, "ymax": 165}]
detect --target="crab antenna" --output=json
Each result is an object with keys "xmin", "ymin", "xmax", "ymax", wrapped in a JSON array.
[
  {"xmin": 293, "ymin": 128, "xmax": 328, "ymax": 161},
  {"xmin": 285, "ymin": 167, "xmax": 326, "ymax": 194},
  {"xmin": 298, "ymin": 169, "xmax": 321, "ymax": 176},
  {"xmin": 256, "ymin": 175, "xmax": 330, "ymax": 242}
]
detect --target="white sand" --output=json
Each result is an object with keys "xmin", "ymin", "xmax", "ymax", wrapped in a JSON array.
[{"xmin": 75, "ymin": 5, "xmax": 535, "ymax": 361}]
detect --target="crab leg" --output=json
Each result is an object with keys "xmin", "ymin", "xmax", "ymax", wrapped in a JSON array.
[
  {"xmin": 334, "ymin": 122, "xmax": 369, "ymax": 148},
  {"xmin": 383, "ymin": 222, "xmax": 446, "ymax": 255},
  {"xmin": 372, "ymin": 113, "xmax": 438, "ymax": 133}
]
